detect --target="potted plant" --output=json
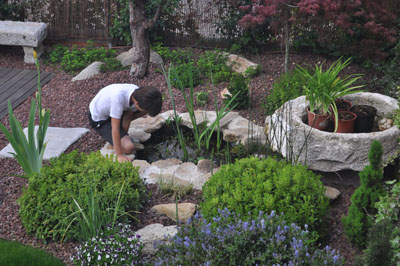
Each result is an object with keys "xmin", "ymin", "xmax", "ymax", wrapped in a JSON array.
[
  {"xmin": 350, "ymin": 105, "xmax": 377, "ymax": 133},
  {"xmin": 334, "ymin": 110, "xmax": 357, "ymax": 133},
  {"xmin": 297, "ymin": 58, "xmax": 365, "ymax": 132}
]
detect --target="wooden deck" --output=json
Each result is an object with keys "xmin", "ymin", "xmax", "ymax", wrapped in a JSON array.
[{"xmin": 0, "ymin": 67, "xmax": 53, "ymax": 119}]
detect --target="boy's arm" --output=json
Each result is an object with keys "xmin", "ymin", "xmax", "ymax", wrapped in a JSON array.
[{"xmin": 111, "ymin": 117, "xmax": 131, "ymax": 162}]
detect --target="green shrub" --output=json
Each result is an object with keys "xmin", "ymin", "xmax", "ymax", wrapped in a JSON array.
[
  {"xmin": 46, "ymin": 42, "xmax": 122, "ymax": 73},
  {"xmin": 151, "ymin": 42, "xmax": 174, "ymax": 60},
  {"xmin": 200, "ymin": 157, "xmax": 329, "ymax": 234},
  {"xmin": 154, "ymin": 209, "xmax": 343, "ymax": 265},
  {"xmin": 342, "ymin": 140, "xmax": 386, "ymax": 247},
  {"xmin": 197, "ymin": 50, "xmax": 233, "ymax": 83},
  {"xmin": 170, "ymin": 61, "xmax": 201, "ymax": 89},
  {"xmin": 225, "ymin": 73, "xmax": 250, "ymax": 110},
  {"xmin": 18, "ymin": 151, "xmax": 148, "ymax": 241},
  {"xmin": 264, "ymin": 68, "xmax": 308, "ymax": 115},
  {"xmin": 0, "ymin": 239, "xmax": 64, "ymax": 266},
  {"xmin": 244, "ymin": 65, "xmax": 261, "ymax": 78}
]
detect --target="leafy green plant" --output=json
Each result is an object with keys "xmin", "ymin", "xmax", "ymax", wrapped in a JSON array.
[
  {"xmin": 225, "ymin": 73, "xmax": 250, "ymax": 110},
  {"xmin": 244, "ymin": 65, "xmax": 261, "ymax": 78},
  {"xmin": 342, "ymin": 140, "xmax": 386, "ymax": 247},
  {"xmin": 46, "ymin": 42, "xmax": 122, "ymax": 73},
  {"xmin": 151, "ymin": 42, "xmax": 174, "ymax": 60},
  {"xmin": 374, "ymin": 180, "xmax": 400, "ymax": 264},
  {"xmin": 195, "ymin": 91, "xmax": 209, "ymax": 106},
  {"xmin": 0, "ymin": 239, "xmax": 64, "ymax": 266},
  {"xmin": 169, "ymin": 61, "xmax": 201, "ymax": 88},
  {"xmin": 197, "ymin": 50, "xmax": 232, "ymax": 83},
  {"xmin": 154, "ymin": 209, "xmax": 343, "ymax": 265},
  {"xmin": 264, "ymin": 68, "xmax": 309, "ymax": 115},
  {"xmin": 0, "ymin": 51, "xmax": 50, "ymax": 177},
  {"xmin": 200, "ymin": 157, "xmax": 329, "ymax": 234},
  {"xmin": 72, "ymin": 223, "xmax": 143, "ymax": 265},
  {"xmin": 377, "ymin": 40, "xmax": 400, "ymax": 98},
  {"xmin": 297, "ymin": 57, "xmax": 365, "ymax": 132},
  {"xmin": 18, "ymin": 151, "xmax": 147, "ymax": 241}
]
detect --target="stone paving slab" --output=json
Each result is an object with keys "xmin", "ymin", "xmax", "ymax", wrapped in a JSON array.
[{"xmin": 0, "ymin": 126, "xmax": 89, "ymax": 160}]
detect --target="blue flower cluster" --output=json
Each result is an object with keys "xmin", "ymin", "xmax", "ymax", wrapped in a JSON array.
[
  {"xmin": 154, "ymin": 209, "xmax": 343, "ymax": 265},
  {"xmin": 71, "ymin": 223, "xmax": 143, "ymax": 266}
]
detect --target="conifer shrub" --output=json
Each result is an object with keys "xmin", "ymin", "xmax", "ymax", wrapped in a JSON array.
[
  {"xmin": 18, "ymin": 151, "xmax": 147, "ymax": 241},
  {"xmin": 200, "ymin": 157, "xmax": 329, "ymax": 233},
  {"xmin": 342, "ymin": 140, "xmax": 386, "ymax": 247},
  {"xmin": 357, "ymin": 221, "xmax": 395, "ymax": 266}
]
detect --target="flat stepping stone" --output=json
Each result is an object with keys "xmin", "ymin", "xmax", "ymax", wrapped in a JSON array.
[{"xmin": 0, "ymin": 126, "xmax": 88, "ymax": 160}]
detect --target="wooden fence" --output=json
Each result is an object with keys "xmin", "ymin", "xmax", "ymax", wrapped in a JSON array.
[{"xmin": 6, "ymin": 0, "xmax": 226, "ymax": 46}]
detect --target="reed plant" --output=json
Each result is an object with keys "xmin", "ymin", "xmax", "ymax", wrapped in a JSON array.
[
  {"xmin": 0, "ymin": 50, "xmax": 50, "ymax": 177},
  {"xmin": 162, "ymin": 62, "xmax": 238, "ymax": 161}
]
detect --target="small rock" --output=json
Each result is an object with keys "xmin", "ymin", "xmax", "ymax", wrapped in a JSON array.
[
  {"xmin": 220, "ymin": 88, "xmax": 231, "ymax": 99},
  {"xmin": 132, "ymin": 160, "xmax": 151, "ymax": 174},
  {"xmin": 134, "ymin": 224, "xmax": 177, "ymax": 254},
  {"xmin": 324, "ymin": 186, "xmax": 341, "ymax": 200},
  {"xmin": 152, "ymin": 158, "xmax": 182, "ymax": 168},
  {"xmin": 197, "ymin": 159, "xmax": 217, "ymax": 173},
  {"xmin": 151, "ymin": 203, "xmax": 197, "ymax": 223},
  {"xmin": 378, "ymin": 118, "xmax": 393, "ymax": 131}
]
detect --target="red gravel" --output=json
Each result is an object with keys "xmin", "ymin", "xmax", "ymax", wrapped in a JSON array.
[{"xmin": 0, "ymin": 45, "xmax": 373, "ymax": 265}]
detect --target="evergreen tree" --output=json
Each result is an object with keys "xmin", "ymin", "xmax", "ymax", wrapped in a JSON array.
[{"xmin": 342, "ymin": 140, "xmax": 386, "ymax": 247}]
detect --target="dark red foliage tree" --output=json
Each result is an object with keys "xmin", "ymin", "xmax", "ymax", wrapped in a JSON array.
[{"xmin": 239, "ymin": 0, "xmax": 397, "ymax": 68}]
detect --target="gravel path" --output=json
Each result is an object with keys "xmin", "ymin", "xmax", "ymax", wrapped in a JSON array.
[{"xmin": 0, "ymin": 45, "xmax": 373, "ymax": 265}]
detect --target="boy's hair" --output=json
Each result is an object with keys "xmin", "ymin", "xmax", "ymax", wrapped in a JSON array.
[{"xmin": 133, "ymin": 86, "xmax": 162, "ymax": 117}]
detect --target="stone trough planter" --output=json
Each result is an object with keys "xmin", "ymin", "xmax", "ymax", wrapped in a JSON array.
[{"xmin": 265, "ymin": 92, "xmax": 400, "ymax": 172}]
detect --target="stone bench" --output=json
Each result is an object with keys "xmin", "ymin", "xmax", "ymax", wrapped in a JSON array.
[{"xmin": 0, "ymin": 20, "xmax": 47, "ymax": 63}]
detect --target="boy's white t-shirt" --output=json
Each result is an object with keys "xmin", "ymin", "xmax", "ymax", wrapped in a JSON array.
[{"xmin": 89, "ymin": 83, "xmax": 139, "ymax": 122}]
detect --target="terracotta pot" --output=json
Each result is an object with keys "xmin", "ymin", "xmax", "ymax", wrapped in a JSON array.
[
  {"xmin": 335, "ymin": 99, "xmax": 352, "ymax": 111},
  {"xmin": 350, "ymin": 105, "xmax": 377, "ymax": 133},
  {"xmin": 334, "ymin": 111, "xmax": 357, "ymax": 133},
  {"xmin": 307, "ymin": 107, "xmax": 330, "ymax": 131}
]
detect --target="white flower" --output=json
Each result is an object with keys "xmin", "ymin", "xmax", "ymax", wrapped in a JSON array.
[
  {"xmin": 98, "ymin": 255, "xmax": 101, "ymax": 260},
  {"xmin": 106, "ymin": 254, "xmax": 110, "ymax": 259}
]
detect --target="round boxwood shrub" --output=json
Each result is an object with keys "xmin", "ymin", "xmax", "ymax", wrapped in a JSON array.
[
  {"xmin": 18, "ymin": 151, "xmax": 148, "ymax": 241},
  {"xmin": 200, "ymin": 157, "xmax": 329, "ymax": 233}
]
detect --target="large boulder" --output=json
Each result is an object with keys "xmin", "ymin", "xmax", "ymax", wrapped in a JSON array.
[
  {"xmin": 226, "ymin": 54, "xmax": 259, "ymax": 76},
  {"xmin": 117, "ymin": 48, "xmax": 163, "ymax": 67},
  {"xmin": 72, "ymin": 61, "xmax": 103, "ymax": 81},
  {"xmin": 265, "ymin": 93, "xmax": 400, "ymax": 172}
]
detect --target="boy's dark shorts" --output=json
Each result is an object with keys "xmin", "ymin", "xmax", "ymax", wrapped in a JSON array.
[{"xmin": 88, "ymin": 112, "xmax": 128, "ymax": 145}]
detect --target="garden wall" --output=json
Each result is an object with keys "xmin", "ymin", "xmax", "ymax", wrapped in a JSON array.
[{"xmin": 6, "ymin": 0, "xmax": 225, "ymax": 46}]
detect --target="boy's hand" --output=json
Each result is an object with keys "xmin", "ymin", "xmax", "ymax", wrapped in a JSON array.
[{"xmin": 117, "ymin": 154, "xmax": 132, "ymax": 163}]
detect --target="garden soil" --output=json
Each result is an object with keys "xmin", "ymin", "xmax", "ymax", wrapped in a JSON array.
[{"xmin": 0, "ymin": 45, "xmax": 381, "ymax": 265}]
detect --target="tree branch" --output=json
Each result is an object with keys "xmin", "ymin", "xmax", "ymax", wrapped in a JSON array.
[{"xmin": 145, "ymin": 0, "xmax": 165, "ymax": 29}]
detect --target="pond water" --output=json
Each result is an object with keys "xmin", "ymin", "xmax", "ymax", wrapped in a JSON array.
[{"xmin": 135, "ymin": 124, "xmax": 270, "ymax": 165}]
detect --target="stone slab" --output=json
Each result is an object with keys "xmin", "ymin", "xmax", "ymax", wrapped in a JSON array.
[
  {"xmin": 0, "ymin": 21, "xmax": 47, "ymax": 47},
  {"xmin": 72, "ymin": 61, "xmax": 103, "ymax": 81},
  {"xmin": 0, "ymin": 126, "xmax": 88, "ymax": 160}
]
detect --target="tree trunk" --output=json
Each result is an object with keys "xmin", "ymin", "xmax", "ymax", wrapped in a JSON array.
[
  {"xmin": 129, "ymin": 0, "xmax": 149, "ymax": 78},
  {"xmin": 128, "ymin": 0, "xmax": 163, "ymax": 79},
  {"xmin": 284, "ymin": 20, "xmax": 289, "ymax": 73}
]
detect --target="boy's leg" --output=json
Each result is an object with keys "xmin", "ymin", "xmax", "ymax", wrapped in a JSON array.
[{"xmin": 89, "ymin": 113, "xmax": 135, "ymax": 154}]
